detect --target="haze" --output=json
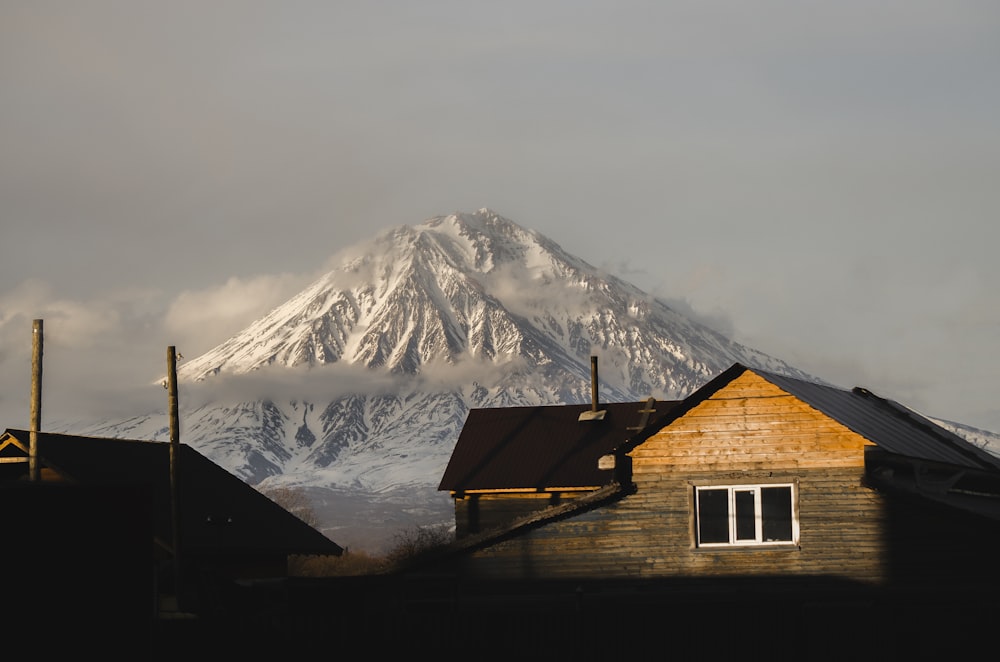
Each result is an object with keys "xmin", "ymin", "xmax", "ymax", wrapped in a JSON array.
[{"xmin": 1, "ymin": 2, "xmax": 997, "ymax": 433}]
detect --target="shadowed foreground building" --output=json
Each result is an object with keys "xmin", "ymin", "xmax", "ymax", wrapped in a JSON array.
[
  {"xmin": 0, "ymin": 429, "xmax": 342, "ymax": 658},
  {"xmin": 6, "ymin": 359, "xmax": 999, "ymax": 658}
]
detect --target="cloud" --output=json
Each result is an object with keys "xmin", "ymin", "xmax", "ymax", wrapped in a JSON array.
[
  {"xmin": 0, "ymin": 280, "xmax": 123, "ymax": 347},
  {"xmin": 0, "ymin": 273, "xmax": 309, "ymax": 426},
  {"xmin": 1, "ymin": 0, "xmax": 998, "ymax": 440},
  {"xmin": 164, "ymin": 273, "xmax": 310, "ymax": 356},
  {"xmin": 176, "ymin": 353, "xmax": 529, "ymax": 409},
  {"xmin": 657, "ymin": 296, "xmax": 738, "ymax": 339},
  {"xmin": 0, "ymin": 280, "xmax": 172, "ymax": 426},
  {"xmin": 482, "ymin": 262, "xmax": 601, "ymax": 320}
]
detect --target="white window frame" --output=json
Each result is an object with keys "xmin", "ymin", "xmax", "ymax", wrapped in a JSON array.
[{"xmin": 694, "ymin": 483, "xmax": 799, "ymax": 548}]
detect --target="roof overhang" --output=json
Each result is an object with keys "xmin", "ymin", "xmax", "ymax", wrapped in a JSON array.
[
  {"xmin": 449, "ymin": 485, "xmax": 601, "ymax": 497},
  {"xmin": 866, "ymin": 449, "xmax": 1000, "ymax": 521}
]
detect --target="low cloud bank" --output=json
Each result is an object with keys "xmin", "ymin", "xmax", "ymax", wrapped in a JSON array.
[{"xmin": 176, "ymin": 354, "xmax": 531, "ymax": 409}]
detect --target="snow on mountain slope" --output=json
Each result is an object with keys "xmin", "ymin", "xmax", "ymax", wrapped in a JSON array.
[
  {"xmin": 70, "ymin": 208, "xmax": 999, "ymax": 553},
  {"xmin": 154, "ymin": 210, "xmax": 811, "ymax": 486},
  {"xmin": 178, "ymin": 210, "xmax": 808, "ymax": 390}
]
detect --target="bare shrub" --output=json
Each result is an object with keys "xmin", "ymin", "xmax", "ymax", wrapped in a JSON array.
[
  {"xmin": 290, "ymin": 549, "xmax": 387, "ymax": 577},
  {"xmin": 384, "ymin": 523, "xmax": 454, "ymax": 566},
  {"xmin": 287, "ymin": 524, "xmax": 455, "ymax": 576}
]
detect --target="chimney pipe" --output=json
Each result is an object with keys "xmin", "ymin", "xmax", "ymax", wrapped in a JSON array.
[
  {"xmin": 578, "ymin": 355, "xmax": 606, "ymax": 422},
  {"xmin": 591, "ymin": 355, "xmax": 599, "ymax": 411},
  {"xmin": 29, "ymin": 319, "xmax": 43, "ymax": 481}
]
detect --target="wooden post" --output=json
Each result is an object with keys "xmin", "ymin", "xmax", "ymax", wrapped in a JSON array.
[
  {"xmin": 29, "ymin": 319, "xmax": 43, "ymax": 481},
  {"xmin": 167, "ymin": 346, "xmax": 182, "ymax": 601}
]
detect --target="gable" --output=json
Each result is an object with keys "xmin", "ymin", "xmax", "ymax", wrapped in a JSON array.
[
  {"xmin": 0, "ymin": 432, "xmax": 29, "ymax": 457},
  {"xmin": 629, "ymin": 370, "xmax": 870, "ymax": 473},
  {"xmin": 0, "ymin": 432, "xmax": 30, "ymax": 480}
]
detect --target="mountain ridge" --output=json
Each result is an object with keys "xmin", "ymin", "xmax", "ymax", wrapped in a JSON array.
[
  {"xmin": 176, "ymin": 209, "xmax": 804, "ymax": 388},
  {"xmin": 68, "ymin": 208, "xmax": 998, "ymax": 553}
]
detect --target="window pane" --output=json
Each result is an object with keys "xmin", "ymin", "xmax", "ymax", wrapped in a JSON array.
[
  {"xmin": 734, "ymin": 490, "xmax": 756, "ymax": 541},
  {"xmin": 697, "ymin": 489, "xmax": 729, "ymax": 544},
  {"xmin": 761, "ymin": 486, "xmax": 793, "ymax": 541}
]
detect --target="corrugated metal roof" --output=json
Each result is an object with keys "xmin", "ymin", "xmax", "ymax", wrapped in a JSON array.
[
  {"xmin": 756, "ymin": 369, "xmax": 1000, "ymax": 472},
  {"xmin": 438, "ymin": 400, "xmax": 679, "ymax": 492}
]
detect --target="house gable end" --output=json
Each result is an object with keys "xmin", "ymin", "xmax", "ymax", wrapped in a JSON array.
[
  {"xmin": 629, "ymin": 370, "xmax": 869, "ymax": 473},
  {"xmin": 0, "ymin": 431, "xmax": 29, "ymax": 457}
]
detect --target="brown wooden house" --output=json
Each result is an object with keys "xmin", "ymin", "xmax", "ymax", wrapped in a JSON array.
[
  {"xmin": 0, "ymin": 429, "xmax": 342, "ymax": 617},
  {"xmin": 431, "ymin": 363, "xmax": 1000, "ymax": 593}
]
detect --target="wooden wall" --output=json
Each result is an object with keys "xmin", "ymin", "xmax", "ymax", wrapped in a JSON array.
[
  {"xmin": 449, "ymin": 370, "xmax": 1000, "ymax": 591},
  {"xmin": 452, "ymin": 464, "xmax": 886, "ymax": 582},
  {"xmin": 630, "ymin": 370, "xmax": 869, "ymax": 473},
  {"xmin": 453, "ymin": 371, "xmax": 888, "ymax": 582}
]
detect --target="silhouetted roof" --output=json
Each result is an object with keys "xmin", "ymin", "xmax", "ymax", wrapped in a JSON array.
[
  {"xmin": 0, "ymin": 429, "xmax": 342, "ymax": 557},
  {"xmin": 438, "ymin": 399, "xmax": 680, "ymax": 492}
]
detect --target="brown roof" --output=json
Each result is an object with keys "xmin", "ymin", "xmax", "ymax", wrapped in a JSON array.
[
  {"xmin": 438, "ymin": 399, "xmax": 679, "ymax": 492},
  {"xmin": 1, "ymin": 429, "xmax": 342, "ymax": 558}
]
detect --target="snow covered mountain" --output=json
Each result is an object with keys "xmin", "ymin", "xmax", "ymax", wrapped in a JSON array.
[
  {"xmin": 162, "ymin": 210, "xmax": 811, "ymax": 469},
  {"xmin": 178, "ymin": 209, "xmax": 802, "ymax": 384},
  {"xmin": 73, "ymin": 209, "xmax": 1000, "ymax": 553}
]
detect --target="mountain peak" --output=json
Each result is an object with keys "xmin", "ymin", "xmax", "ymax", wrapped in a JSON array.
[
  {"xmin": 177, "ymin": 209, "xmax": 807, "ymax": 392},
  {"xmin": 91, "ymin": 208, "xmax": 828, "ymax": 552}
]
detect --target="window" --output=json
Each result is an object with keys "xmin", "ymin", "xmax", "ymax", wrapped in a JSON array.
[{"xmin": 695, "ymin": 483, "xmax": 798, "ymax": 547}]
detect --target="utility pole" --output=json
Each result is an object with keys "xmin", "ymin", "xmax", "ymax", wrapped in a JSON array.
[
  {"xmin": 29, "ymin": 319, "xmax": 43, "ymax": 481},
  {"xmin": 167, "ymin": 346, "xmax": 182, "ymax": 604}
]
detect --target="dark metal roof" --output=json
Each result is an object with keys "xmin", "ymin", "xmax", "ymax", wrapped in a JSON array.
[
  {"xmin": 754, "ymin": 368, "xmax": 1000, "ymax": 472},
  {"xmin": 1, "ymin": 429, "xmax": 342, "ymax": 557},
  {"xmin": 438, "ymin": 400, "xmax": 680, "ymax": 492}
]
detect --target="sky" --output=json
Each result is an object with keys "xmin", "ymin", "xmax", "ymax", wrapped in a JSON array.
[{"xmin": 1, "ymin": 1, "xmax": 998, "ymax": 434}]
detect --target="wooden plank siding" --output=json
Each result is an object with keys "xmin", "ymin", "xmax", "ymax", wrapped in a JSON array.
[
  {"xmin": 630, "ymin": 371, "xmax": 870, "ymax": 472},
  {"xmin": 454, "ymin": 371, "xmax": 891, "ymax": 583},
  {"xmin": 444, "ymin": 369, "xmax": 1000, "ymax": 594},
  {"xmin": 455, "ymin": 465, "xmax": 887, "ymax": 583}
]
